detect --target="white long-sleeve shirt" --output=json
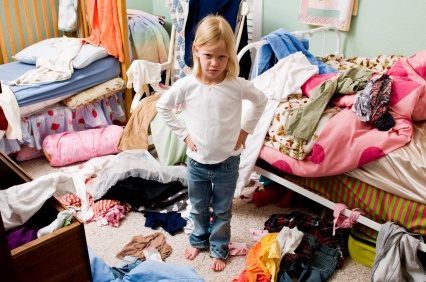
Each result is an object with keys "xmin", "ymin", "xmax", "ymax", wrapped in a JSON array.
[{"xmin": 156, "ymin": 75, "xmax": 267, "ymax": 164}]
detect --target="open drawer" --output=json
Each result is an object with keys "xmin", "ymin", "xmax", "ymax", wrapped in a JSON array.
[{"xmin": 0, "ymin": 152, "xmax": 92, "ymax": 281}]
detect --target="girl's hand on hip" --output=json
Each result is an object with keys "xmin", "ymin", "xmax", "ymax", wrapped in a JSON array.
[
  {"xmin": 185, "ymin": 135, "xmax": 197, "ymax": 151},
  {"xmin": 235, "ymin": 129, "xmax": 248, "ymax": 150}
]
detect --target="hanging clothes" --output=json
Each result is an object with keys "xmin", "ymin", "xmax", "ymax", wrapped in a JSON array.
[{"xmin": 184, "ymin": 0, "xmax": 252, "ymax": 78}]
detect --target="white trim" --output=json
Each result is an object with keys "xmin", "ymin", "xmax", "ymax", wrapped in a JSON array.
[{"xmin": 251, "ymin": 0, "xmax": 263, "ymax": 42}]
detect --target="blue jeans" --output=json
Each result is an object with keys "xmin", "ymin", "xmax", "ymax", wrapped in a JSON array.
[
  {"xmin": 278, "ymin": 233, "xmax": 339, "ymax": 282},
  {"xmin": 187, "ymin": 155, "xmax": 240, "ymax": 260},
  {"xmin": 111, "ymin": 256, "xmax": 141, "ymax": 279}
]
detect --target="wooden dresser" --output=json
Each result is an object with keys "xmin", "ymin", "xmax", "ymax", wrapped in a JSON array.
[{"xmin": 0, "ymin": 152, "xmax": 92, "ymax": 281}]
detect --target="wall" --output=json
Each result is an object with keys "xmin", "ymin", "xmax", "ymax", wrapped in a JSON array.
[
  {"xmin": 263, "ymin": 0, "xmax": 426, "ymax": 58},
  {"xmin": 139, "ymin": 0, "xmax": 426, "ymax": 58},
  {"xmin": 3, "ymin": 1, "xmax": 424, "ymax": 60},
  {"xmin": 127, "ymin": 0, "xmax": 153, "ymax": 14},
  {"xmin": 152, "ymin": 1, "xmax": 173, "ymax": 34},
  {"xmin": 127, "ymin": 1, "xmax": 172, "ymax": 33}
]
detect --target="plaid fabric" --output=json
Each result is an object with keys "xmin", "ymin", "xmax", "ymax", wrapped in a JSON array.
[{"xmin": 264, "ymin": 211, "xmax": 350, "ymax": 268}]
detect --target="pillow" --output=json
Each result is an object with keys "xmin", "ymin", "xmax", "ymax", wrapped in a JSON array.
[
  {"xmin": 13, "ymin": 37, "xmax": 109, "ymax": 69},
  {"xmin": 73, "ymin": 44, "xmax": 109, "ymax": 69},
  {"xmin": 63, "ymin": 77, "xmax": 126, "ymax": 109},
  {"xmin": 43, "ymin": 125, "xmax": 123, "ymax": 167},
  {"xmin": 13, "ymin": 38, "xmax": 58, "ymax": 64}
]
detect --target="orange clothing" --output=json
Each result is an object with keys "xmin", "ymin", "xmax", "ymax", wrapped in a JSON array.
[{"xmin": 84, "ymin": 0, "xmax": 124, "ymax": 62}]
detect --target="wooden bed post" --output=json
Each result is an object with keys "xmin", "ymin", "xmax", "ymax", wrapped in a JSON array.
[{"xmin": 116, "ymin": 1, "xmax": 133, "ymax": 122}]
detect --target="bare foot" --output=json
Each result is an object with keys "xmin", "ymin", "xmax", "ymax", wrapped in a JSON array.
[
  {"xmin": 184, "ymin": 245, "xmax": 200, "ymax": 260},
  {"xmin": 211, "ymin": 258, "xmax": 226, "ymax": 272}
]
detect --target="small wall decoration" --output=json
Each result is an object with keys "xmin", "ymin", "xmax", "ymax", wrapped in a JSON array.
[{"xmin": 298, "ymin": 0, "xmax": 358, "ymax": 31}]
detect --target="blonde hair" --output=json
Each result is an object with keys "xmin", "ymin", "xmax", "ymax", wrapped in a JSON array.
[{"xmin": 191, "ymin": 15, "xmax": 239, "ymax": 79}]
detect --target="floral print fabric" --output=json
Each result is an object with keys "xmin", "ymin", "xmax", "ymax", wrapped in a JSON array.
[{"xmin": 0, "ymin": 93, "xmax": 125, "ymax": 157}]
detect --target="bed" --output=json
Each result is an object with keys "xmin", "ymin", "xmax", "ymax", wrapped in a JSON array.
[
  {"xmin": 0, "ymin": 0, "xmax": 134, "ymax": 161},
  {"xmin": 235, "ymin": 25, "xmax": 426, "ymax": 253}
]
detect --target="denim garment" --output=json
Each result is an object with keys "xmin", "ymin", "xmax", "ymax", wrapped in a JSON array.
[
  {"xmin": 89, "ymin": 247, "xmax": 205, "ymax": 282},
  {"xmin": 118, "ymin": 259, "xmax": 206, "ymax": 282},
  {"xmin": 112, "ymin": 256, "xmax": 141, "ymax": 279},
  {"xmin": 278, "ymin": 233, "xmax": 339, "ymax": 282},
  {"xmin": 88, "ymin": 247, "xmax": 116, "ymax": 282},
  {"xmin": 187, "ymin": 155, "xmax": 240, "ymax": 259}
]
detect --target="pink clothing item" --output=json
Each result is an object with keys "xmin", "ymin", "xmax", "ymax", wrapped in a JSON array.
[
  {"xmin": 57, "ymin": 190, "xmax": 131, "ymax": 227},
  {"xmin": 332, "ymin": 203, "xmax": 363, "ymax": 236},
  {"xmin": 249, "ymin": 228, "xmax": 269, "ymax": 242},
  {"xmin": 92, "ymin": 205, "xmax": 127, "ymax": 227},
  {"xmin": 43, "ymin": 125, "xmax": 123, "ymax": 166},
  {"xmin": 228, "ymin": 242, "xmax": 250, "ymax": 256},
  {"xmin": 239, "ymin": 180, "xmax": 263, "ymax": 202}
]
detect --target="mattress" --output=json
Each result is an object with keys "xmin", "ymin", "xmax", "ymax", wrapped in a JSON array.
[
  {"xmin": 345, "ymin": 120, "xmax": 426, "ymax": 205},
  {"xmin": 0, "ymin": 56, "xmax": 120, "ymax": 108},
  {"xmin": 261, "ymin": 120, "xmax": 426, "ymax": 205}
]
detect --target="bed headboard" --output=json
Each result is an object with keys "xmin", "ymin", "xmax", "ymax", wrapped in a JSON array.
[
  {"xmin": 2, "ymin": 0, "xmax": 79, "ymax": 64},
  {"xmin": 0, "ymin": 0, "xmax": 133, "ymax": 120},
  {"xmin": 237, "ymin": 25, "xmax": 343, "ymax": 62}
]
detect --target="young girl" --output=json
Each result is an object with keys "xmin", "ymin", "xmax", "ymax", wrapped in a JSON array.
[{"xmin": 156, "ymin": 15, "xmax": 267, "ymax": 272}]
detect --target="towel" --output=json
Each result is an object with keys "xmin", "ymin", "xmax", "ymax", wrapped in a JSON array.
[
  {"xmin": 84, "ymin": 0, "xmax": 124, "ymax": 62},
  {"xmin": 126, "ymin": 60, "xmax": 164, "ymax": 112},
  {"xmin": 252, "ymin": 29, "xmax": 337, "ymax": 80}
]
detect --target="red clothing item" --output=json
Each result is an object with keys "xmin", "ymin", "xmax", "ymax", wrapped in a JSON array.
[
  {"xmin": 231, "ymin": 269, "xmax": 270, "ymax": 282},
  {"xmin": 231, "ymin": 241, "xmax": 271, "ymax": 282}
]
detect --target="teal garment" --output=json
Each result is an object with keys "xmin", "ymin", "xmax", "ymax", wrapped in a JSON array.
[
  {"xmin": 284, "ymin": 67, "xmax": 374, "ymax": 141},
  {"xmin": 151, "ymin": 112, "xmax": 187, "ymax": 166}
]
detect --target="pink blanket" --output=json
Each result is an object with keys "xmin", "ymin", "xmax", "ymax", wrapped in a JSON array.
[
  {"xmin": 43, "ymin": 125, "xmax": 123, "ymax": 167},
  {"xmin": 260, "ymin": 49, "xmax": 426, "ymax": 177}
]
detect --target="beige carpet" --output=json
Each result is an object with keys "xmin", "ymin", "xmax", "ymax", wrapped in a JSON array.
[{"xmin": 18, "ymin": 156, "xmax": 371, "ymax": 282}]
